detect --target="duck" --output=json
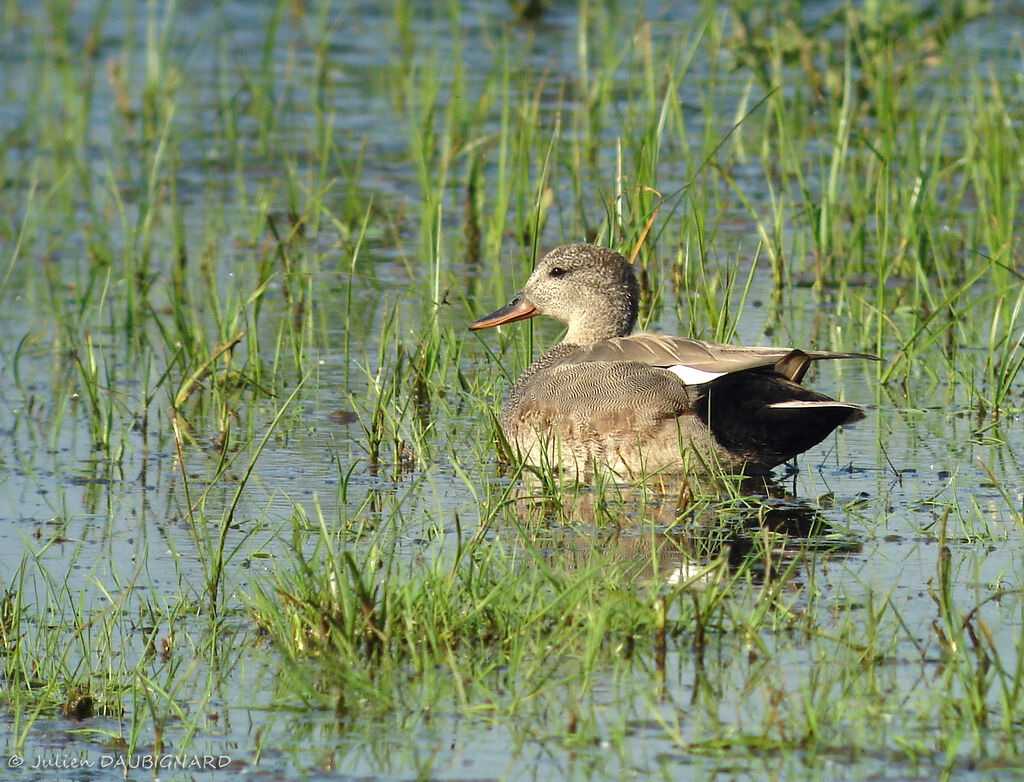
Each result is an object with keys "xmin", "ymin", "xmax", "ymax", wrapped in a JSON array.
[{"xmin": 469, "ymin": 243, "xmax": 875, "ymax": 478}]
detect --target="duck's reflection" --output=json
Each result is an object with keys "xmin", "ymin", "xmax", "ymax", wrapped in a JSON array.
[{"xmin": 506, "ymin": 473, "xmax": 862, "ymax": 586}]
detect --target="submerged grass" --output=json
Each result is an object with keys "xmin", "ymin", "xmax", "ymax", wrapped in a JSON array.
[{"xmin": 1, "ymin": 0, "xmax": 1024, "ymax": 779}]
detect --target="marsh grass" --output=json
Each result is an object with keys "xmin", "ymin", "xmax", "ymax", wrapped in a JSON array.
[
  {"xmin": 2, "ymin": 0, "xmax": 1024, "ymax": 779},
  {"xmin": 247, "ymin": 488, "xmax": 773, "ymax": 715},
  {"xmin": 4, "ymin": 542, "xmax": 180, "ymax": 741}
]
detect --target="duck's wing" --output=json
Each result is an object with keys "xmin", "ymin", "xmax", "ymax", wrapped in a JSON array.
[{"xmin": 554, "ymin": 334, "xmax": 878, "ymax": 384}]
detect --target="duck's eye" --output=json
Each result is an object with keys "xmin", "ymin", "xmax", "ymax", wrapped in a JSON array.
[{"xmin": 549, "ymin": 267, "xmax": 566, "ymax": 278}]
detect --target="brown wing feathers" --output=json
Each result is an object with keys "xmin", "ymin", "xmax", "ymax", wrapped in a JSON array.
[{"xmin": 554, "ymin": 334, "xmax": 875, "ymax": 382}]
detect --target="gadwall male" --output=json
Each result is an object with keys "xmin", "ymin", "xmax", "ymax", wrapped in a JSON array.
[{"xmin": 470, "ymin": 243, "xmax": 875, "ymax": 477}]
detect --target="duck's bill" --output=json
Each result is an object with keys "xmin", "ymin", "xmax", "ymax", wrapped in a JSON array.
[{"xmin": 469, "ymin": 292, "xmax": 538, "ymax": 330}]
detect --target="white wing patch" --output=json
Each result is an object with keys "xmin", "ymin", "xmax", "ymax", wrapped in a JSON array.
[
  {"xmin": 767, "ymin": 400, "xmax": 854, "ymax": 409},
  {"xmin": 667, "ymin": 365, "xmax": 727, "ymax": 385}
]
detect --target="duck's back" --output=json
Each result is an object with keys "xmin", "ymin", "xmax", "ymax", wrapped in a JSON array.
[{"xmin": 499, "ymin": 341, "xmax": 863, "ymax": 477}]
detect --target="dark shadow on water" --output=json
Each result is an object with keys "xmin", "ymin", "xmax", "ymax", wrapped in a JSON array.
[{"xmin": 506, "ymin": 473, "xmax": 863, "ymax": 585}]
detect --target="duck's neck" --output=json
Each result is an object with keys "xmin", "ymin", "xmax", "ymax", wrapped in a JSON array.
[{"xmin": 561, "ymin": 310, "xmax": 635, "ymax": 346}]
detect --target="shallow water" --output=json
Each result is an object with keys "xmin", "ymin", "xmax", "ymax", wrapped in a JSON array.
[{"xmin": 2, "ymin": 1, "xmax": 1024, "ymax": 780}]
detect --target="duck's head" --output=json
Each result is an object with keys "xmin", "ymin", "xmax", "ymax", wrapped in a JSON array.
[{"xmin": 469, "ymin": 244, "xmax": 639, "ymax": 345}]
